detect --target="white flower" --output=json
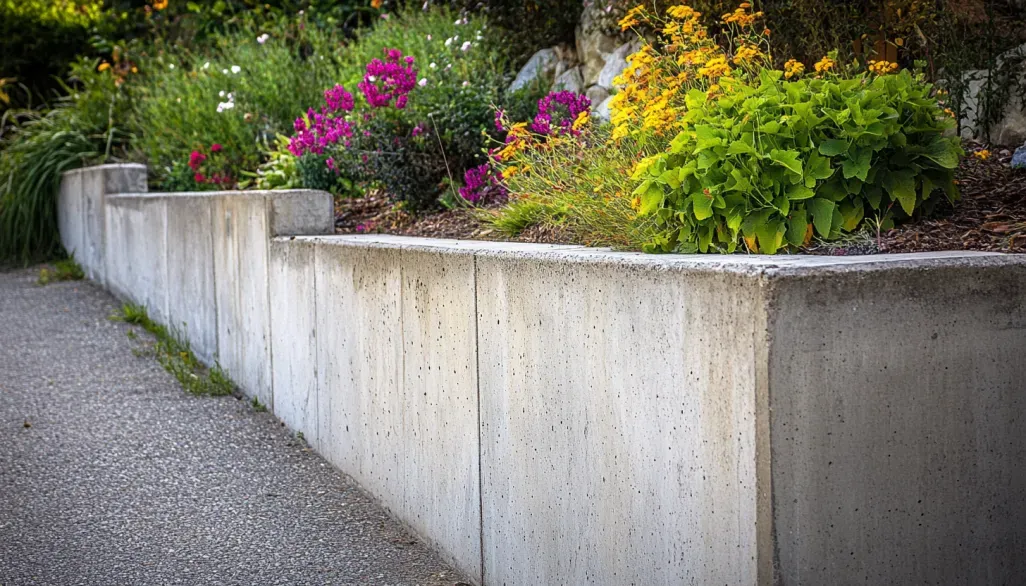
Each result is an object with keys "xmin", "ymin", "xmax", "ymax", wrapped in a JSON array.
[
  {"xmin": 455, "ymin": 19, "xmax": 461, "ymax": 25},
  {"xmin": 461, "ymin": 41, "xmax": 471, "ymax": 52},
  {"xmin": 429, "ymin": 62, "xmax": 437, "ymax": 69},
  {"xmin": 168, "ymin": 64, "xmax": 175, "ymax": 69},
  {"xmin": 231, "ymin": 65, "xmax": 241, "ymax": 74},
  {"xmin": 422, "ymin": 1, "xmax": 429, "ymax": 10},
  {"xmin": 222, "ymin": 69, "xmax": 229, "ymax": 74},
  {"xmin": 427, "ymin": 34, "xmax": 432, "ymax": 41},
  {"xmin": 257, "ymin": 33, "xmax": 269, "ymax": 44},
  {"xmin": 216, "ymin": 101, "xmax": 235, "ymax": 113},
  {"xmin": 202, "ymin": 62, "xmax": 210, "ymax": 70},
  {"xmin": 419, "ymin": 78, "xmax": 427, "ymax": 87},
  {"xmin": 218, "ymin": 90, "xmax": 225, "ymax": 97},
  {"xmin": 462, "ymin": 81, "xmax": 469, "ymax": 87},
  {"xmin": 444, "ymin": 37, "xmax": 453, "ymax": 47},
  {"xmin": 368, "ymin": 75, "xmax": 377, "ymax": 82}
]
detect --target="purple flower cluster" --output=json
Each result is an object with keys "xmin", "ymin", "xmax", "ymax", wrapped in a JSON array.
[
  {"xmin": 288, "ymin": 84, "xmax": 355, "ymax": 157},
  {"xmin": 530, "ymin": 91, "xmax": 591, "ymax": 136},
  {"xmin": 460, "ymin": 164, "xmax": 507, "ymax": 204},
  {"xmin": 324, "ymin": 84, "xmax": 355, "ymax": 113},
  {"xmin": 359, "ymin": 48, "xmax": 418, "ymax": 110}
]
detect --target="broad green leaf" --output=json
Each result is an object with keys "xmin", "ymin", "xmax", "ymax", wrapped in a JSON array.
[
  {"xmin": 769, "ymin": 149, "xmax": 803, "ymax": 175},
  {"xmin": 786, "ymin": 209, "xmax": 809, "ymax": 246},
  {"xmin": 921, "ymin": 138, "xmax": 961, "ymax": 169},
  {"xmin": 807, "ymin": 198, "xmax": 836, "ymax": 237},
  {"xmin": 691, "ymin": 192, "xmax": 715, "ymax": 220},
  {"xmin": 840, "ymin": 199, "xmax": 865, "ymax": 231},
  {"xmin": 786, "ymin": 184, "xmax": 815, "ymax": 200},
  {"xmin": 842, "ymin": 148, "xmax": 872, "ymax": 181},
  {"xmin": 755, "ymin": 219, "xmax": 786, "ymax": 255},
  {"xmin": 884, "ymin": 170, "xmax": 917, "ymax": 215},
  {"xmin": 639, "ymin": 182, "xmax": 665, "ymax": 216},
  {"xmin": 806, "ymin": 151, "xmax": 835, "ymax": 181},
  {"xmin": 727, "ymin": 141, "xmax": 758, "ymax": 155},
  {"xmin": 819, "ymin": 139, "xmax": 848, "ymax": 156},
  {"xmin": 659, "ymin": 169, "xmax": 681, "ymax": 190}
]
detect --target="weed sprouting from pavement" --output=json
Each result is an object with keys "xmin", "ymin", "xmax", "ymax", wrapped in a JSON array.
[
  {"xmin": 37, "ymin": 256, "xmax": 85, "ymax": 285},
  {"xmin": 251, "ymin": 396, "xmax": 267, "ymax": 412},
  {"xmin": 114, "ymin": 302, "xmax": 235, "ymax": 396}
]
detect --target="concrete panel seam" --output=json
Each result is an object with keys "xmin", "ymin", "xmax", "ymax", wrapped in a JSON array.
[
  {"xmin": 472, "ymin": 253, "xmax": 485, "ymax": 586},
  {"xmin": 264, "ymin": 196, "xmax": 275, "ymax": 410}
]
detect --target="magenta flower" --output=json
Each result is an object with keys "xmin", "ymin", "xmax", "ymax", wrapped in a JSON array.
[
  {"xmin": 324, "ymin": 84, "xmax": 355, "ymax": 113},
  {"xmin": 531, "ymin": 91, "xmax": 591, "ymax": 136},
  {"xmin": 358, "ymin": 48, "xmax": 418, "ymax": 109},
  {"xmin": 460, "ymin": 164, "xmax": 507, "ymax": 204}
]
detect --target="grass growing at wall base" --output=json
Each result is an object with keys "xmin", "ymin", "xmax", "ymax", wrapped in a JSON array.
[
  {"xmin": 114, "ymin": 302, "xmax": 236, "ymax": 397},
  {"xmin": 37, "ymin": 256, "xmax": 85, "ymax": 285}
]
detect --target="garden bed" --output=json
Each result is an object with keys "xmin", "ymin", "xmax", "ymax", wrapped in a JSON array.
[{"xmin": 336, "ymin": 143, "xmax": 1026, "ymax": 255}]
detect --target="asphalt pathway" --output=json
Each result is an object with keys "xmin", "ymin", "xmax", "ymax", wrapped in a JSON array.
[{"xmin": 0, "ymin": 268, "xmax": 466, "ymax": 586}]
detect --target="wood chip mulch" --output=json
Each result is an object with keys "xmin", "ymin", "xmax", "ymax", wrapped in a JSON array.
[
  {"xmin": 336, "ymin": 144, "xmax": 1026, "ymax": 255},
  {"xmin": 879, "ymin": 144, "xmax": 1026, "ymax": 254}
]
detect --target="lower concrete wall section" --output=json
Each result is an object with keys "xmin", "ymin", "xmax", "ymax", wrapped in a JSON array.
[{"xmin": 59, "ymin": 165, "xmax": 1026, "ymax": 585}]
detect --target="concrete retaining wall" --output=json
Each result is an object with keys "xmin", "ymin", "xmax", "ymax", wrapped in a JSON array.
[{"xmin": 59, "ymin": 165, "xmax": 1026, "ymax": 585}]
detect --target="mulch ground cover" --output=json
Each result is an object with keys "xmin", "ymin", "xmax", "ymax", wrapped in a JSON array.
[{"xmin": 336, "ymin": 142, "xmax": 1026, "ymax": 255}]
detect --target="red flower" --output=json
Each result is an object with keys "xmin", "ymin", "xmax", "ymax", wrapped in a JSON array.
[
  {"xmin": 210, "ymin": 143, "xmax": 222, "ymax": 152},
  {"xmin": 188, "ymin": 150, "xmax": 207, "ymax": 171},
  {"xmin": 194, "ymin": 172, "xmax": 207, "ymax": 183}
]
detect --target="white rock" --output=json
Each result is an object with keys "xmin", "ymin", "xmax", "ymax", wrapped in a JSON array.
[
  {"xmin": 593, "ymin": 94, "xmax": 615, "ymax": 123},
  {"xmin": 553, "ymin": 66, "xmax": 585, "ymax": 95},
  {"xmin": 597, "ymin": 41, "xmax": 641, "ymax": 90},
  {"xmin": 509, "ymin": 48, "xmax": 559, "ymax": 93}
]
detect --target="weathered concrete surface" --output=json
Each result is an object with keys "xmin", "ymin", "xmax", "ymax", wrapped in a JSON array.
[
  {"xmin": 165, "ymin": 195, "xmax": 218, "ymax": 364},
  {"xmin": 765, "ymin": 257, "xmax": 1026, "ymax": 585},
  {"xmin": 310, "ymin": 239, "xmax": 482, "ymax": 583},
  {"xmin": 58, "ymin": 164, "xmax": 147, "ymax": 284},
  {"xmin": 476, "ymin": 254, "xmax": 765, "ymax": 586},
  {"xmin": 269, "ymin": 238, "xmax": 319, "ymax": 446},
  {"xmin": 104, "ymin": 194, "xmax": 169, "ymax": 324}
]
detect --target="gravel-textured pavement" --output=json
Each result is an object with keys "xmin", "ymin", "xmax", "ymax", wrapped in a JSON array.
[{"xmin": 0, "ymin": 268, "xmax": 466, "ymax": 586}]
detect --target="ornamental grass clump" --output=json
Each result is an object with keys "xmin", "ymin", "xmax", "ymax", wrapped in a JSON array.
[{"xmin": 489, "ymin": 2, "xmax": 963, "ymax": 254}]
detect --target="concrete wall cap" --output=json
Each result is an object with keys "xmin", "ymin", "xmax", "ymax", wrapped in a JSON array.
[
  {"xmin": 285, "ymin": 234, "xmax": 1025, "ymax": 277},
  {"xmin": 60, "ymin": 163, "xmax": 148, "ymax": 179}
]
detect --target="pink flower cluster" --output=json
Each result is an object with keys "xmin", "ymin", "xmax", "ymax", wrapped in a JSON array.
[
  {"xmin": 288, "ymin": 84, "xmax": 356, "ymax": 157},
  {"xmin": 358, "ymin": 48, "xmax": 417, "ymax": 109},
  {"xmin": 530, "ymin": 91, "xmax": 591, "ymax": 136},
  {"xmin": 459, "ymin": 164, "xmax": 507, "ymax": 204}
]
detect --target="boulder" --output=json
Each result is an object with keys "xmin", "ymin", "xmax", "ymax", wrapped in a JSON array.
[
  {"xmin": 576, "ymin": 26, "xmax": 620, "ymax": 86},
  {"xmin": 1012, "ymin": 144, "xmax": 1026, "ymax": 169},
  {"xmin": 597, "ymin": 41, "xmax": 640, "ymax": 89},
  {"xmin": 586, "ymin": 85, "xmax": 610, "ymax": 108},
  {"xmin": 509, "ymin": 48, "xmax": 560, "ymax": 93},
  {"xmin": 593, "ymin": 94, "xmax": 615, "ymax": 123},
  {"xmin": 553, "ymin": 66, "xmax": 585, "ymax": 95}
]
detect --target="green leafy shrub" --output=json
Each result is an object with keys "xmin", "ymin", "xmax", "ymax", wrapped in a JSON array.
[
  {"xmin": 636, "ymin": 69, "xmax": 962, "ymax": 254},
  {"xmin": 0, "ymin": 59, "xmax": 130, "ymax": 264}
]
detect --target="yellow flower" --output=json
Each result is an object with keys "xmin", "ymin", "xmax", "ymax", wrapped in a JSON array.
[
  {"xmin": 152, "ymin": 0, "xmax": 168, "ymax": 10},
  {"xmin": 783, "ymin": 58, "xmax": 804, "ymax": 79},
  {"xmin": 814, "ymin": 56, "xmax": 836, "ymax": 74},
  {"xmin": 974, "ymin": 149, "xmax": 991, "ymax": 161},
  {"xmin": 97, "ymin": 62, "xmax": 111, "ymax": 72},
  {"xmin": 571, "ymin": 111, "xmax": 590, "ymax": 132},
  {"xmin": 611, "ymin": 124, "xmax": 631, "ymax": 141},
  {"xmin": 503, "ymin": 166, "xmax": 520, "ymax": 178},
  {"xmin": 666, "ymin": 5, "xmax": 696, "ymax": 19},
  {"xmin": 698, "ymin": 55, "xmax": 731, "ymax": 79},
  {"xmin": 619, "ymin": 5, "xmax": 646, "ymax": 31},
  {"xmin": 732, "ymin": 43, "xmax": 762, "ymax": 65},
  {"xmin": 867, "ymin": 60, "xmax": 899, "ymax": 75}
]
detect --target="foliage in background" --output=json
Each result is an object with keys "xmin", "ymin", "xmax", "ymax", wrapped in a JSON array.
[
  {"xmin": 490, "ymin": 2, "xmax": 962, "ymax": 254},
  {"xmin": 285, "ymin": 6, "xmax": 531, "ymax": 210},
  {"xmin": 0, "ymin": 0, "xmax": 105, "ymax": 111},
  {"xmin": 438, "ymin": 0, "xmax": 584, "ymax": 67},
  {"xmin": 129, "ymin": 17, "xmax": 350, "ymax": 189},
  {"xmin": 0, "ymin": 60, "xmax": 131, "ymax": 265}
]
